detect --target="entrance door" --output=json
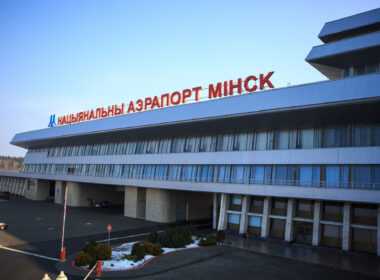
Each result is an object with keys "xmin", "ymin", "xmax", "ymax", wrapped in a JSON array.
[
  {"xmin": 49, "ymin": 181, "xmax": 55, "ymax": 197},
  {"xmin": 176, "ymin": 202, "xmax": 188, "ymax": 221},
  {"xmin": 294, "ymin": 222, "xmax": 313, "ymax": 245}
]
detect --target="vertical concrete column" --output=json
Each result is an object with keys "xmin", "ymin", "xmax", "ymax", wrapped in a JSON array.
[
  {"xmin": 377, "ymin": 205, "xmax": 380, "ymax": 256},
  {"xmin": 312, "ymin": 201, "xmax": 322, "ymax": 246},
  {"xmin": 145, "ymin": 188, "xmax": 175, "ymax": 223},
  {"xmin": 124, "ymin": 186, "xmax": 138, "ymax": 218},
  {"xmin": 213, "ymin": 193, "xmax": 218, "ymax": 229},
  {"xmin": 217, "ymin": 193, "xmax": 229, "ymax": 230},
  {"xmin": 261, "ymin": 197, "xmax": 272, "ymax": 238},
  {"xmin": 239, "ymin": 196, "xmax": 251, "ymax": 234},
  {"xmin": 285, "ymin": 198, "xmax": 295, "ymax": 242},
  {"xmin": 342, "ymin": 202, "xmax": 351, "ymax": 251}
]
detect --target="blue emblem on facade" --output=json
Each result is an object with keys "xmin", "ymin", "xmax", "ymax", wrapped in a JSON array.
[{"xmin": 48, "ymin": 114, "xmax": 57, "ymax": 128}]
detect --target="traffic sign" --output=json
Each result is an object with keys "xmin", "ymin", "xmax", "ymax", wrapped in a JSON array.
[{"xmin": 107, "ymin": 224, "xmax": 112, "ymax": 232}]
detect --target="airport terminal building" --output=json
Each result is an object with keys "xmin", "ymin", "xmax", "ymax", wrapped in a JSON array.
[{"xmin": 1, "ymin": 9, "xmax": 380, "ymax": 255}]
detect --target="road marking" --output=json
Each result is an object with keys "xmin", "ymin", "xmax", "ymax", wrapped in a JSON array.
[
  {"xmin": 0, "ymin": 245, "xmax": 59, "ymax": 261},
  {"xmin": 96, "ymin": 231, "xmax": 163, "ymax": 242},
  {"xmin": 96, "ymin": 223, "xmax": 212, "ymax": 243}
]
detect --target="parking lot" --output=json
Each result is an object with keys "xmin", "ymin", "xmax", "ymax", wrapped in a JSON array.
[{"xmin": 0, "ymin": 196, "xmax": 378, "ymax": 280}]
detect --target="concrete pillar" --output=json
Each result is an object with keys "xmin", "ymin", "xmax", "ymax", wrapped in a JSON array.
[
  {"xmin": 312, "ymin": 201, "xmax": 322, "ymax": 246},
  {"xmin": 213, "ymin": 193, "xmax": 218, "ymax": 229},
  {"xmin": 124, "ymin": 186, "xmax": 138, "ymax": 218},
  {"xmin": 285, "ymin": 198, "xmax": 295, "ymax": 242},
  {"xmin": 217, "ymin": 193, "xmax": 229, "ymax": 230},
  {"xmin": 145, "ymin": 188, "xmax": 175, "ymax": 223},
  {"xmin": 239, "ymin": 196, "xmax": 251, "ymax": 234},
  {"xmin": 261, "ymin": 197, "xmax": 271, "ymax": 238},
  {"xmin": 377, "ymin": 205, "xmax": 380, "ymax": 256},
  {"xmin": 24, "ymin": 179, "xmax": 50, "ymax": 201},
  {"xmin": 342, "ymin": 202, "xmax": 351, "ymax": 251}
]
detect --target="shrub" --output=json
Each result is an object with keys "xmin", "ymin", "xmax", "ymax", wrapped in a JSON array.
[
  {"xmin": 216, "ymin": 230, "xmax": 225, "ymax": 242},
  {"xmin": 172, "ymin": 233, "xmax": 186, "ymax": 248},
  {"xmin": 83, "ymin": 239, "xmax": 97, "ymax": 258},
  {"xmin": 121, "ymin": 254, "xmax": 136, "ymax": 261},
  {"xmin": 148, "ymin": 231, "xmax": 158, "ymax": 244},
  {"xmin": 181, "ymin": 228, "xmax": 193, "ymax": 245},
  {"xmin": 157, "ymin": 231, "xmax": 172, "ymax": 248},
  {"xmin": 131, "ymin": 242, "xmax": 141, "ymax": 256},
  {"xmin": 151, "ymin": 244, "xmax": 163, "ymax": 256},
  {"xmin": 199, "ymin": 235, "xmax": 217, "ymax": 247},
  {"xmin": 169, "ymin": 228, "xmax": 179, "ymax": 237},
  {"xmin": 74, "ymin": 251, "xmax": 91, "ymax": 267},
  {"xmin": 96, "ymin": 243, "xmax": 112, "ymax": 260},
  {"xmin": 187, "ymin": 224, "xmax": 197, "ymax": 235},
  {"xmin": 142, "ymin": 242, "xmax": 154, "ymax": 255},
  {"xmin": 134, "ymin": 244, "xmax": 146, "ymax": 261}
]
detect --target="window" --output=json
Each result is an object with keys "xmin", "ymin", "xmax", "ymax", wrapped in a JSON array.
[
  {"xmin": 231, "ymin": 195, "xmax": 242, "ymax": 205},
  {"xmin": 255, "ymin": 132, "xmax": 267, "ymax": 150},
  {"xmin": 184, "ymin": 137, "xmax": 199, "ymax": 153},
  {"xmin": 197, "ymin": 165, "xmax": 213, "ymax": 182},
  {"xmin": 158, "ymin": 139, "xmax": 171, "ymax": 154},
  {"xmin": 122, "ymin": 165, "xmax": 132, "ymax": 178},
  {"xmin": 227, "ymin": 213, "xmax": 240, "ymax": 224},
  {"xmin": 351, "ymin": 166, "xmax": 371, "ymax": 189},
  {"xmin": 373, "ymin": 166, "xmax": 380, "ymax": 189},
  {"xmin": 342, "ymin": 68, "xmax": 350, "ymax": 78},
  {"xmin": 171, "ymin": 138, "xmax": 184, "ymax": 153},
  {"xmin": 135, "ymin": 141, "xmax": 147, "ymax": 154},
  {"xmin": 325, "ymin": 166, "xmax": 340, "ymax": 188},
  {"xmin": 366, "ymin": 63, "xmax": 379, "ymax": 74},
  {"xmin": 233, "ymin": 133, "xmax": 249, "ymax": 151},
  {"xmin": 323, "ymin": 128, "xmax": 341, "ymax": 148},
  {"xmin": 251, "ymin": 165, "xmax": 265, "ymax": 184},
  {"xmin": 300, "ymin": 128, "xmax": 314, "ymax": 149},
  {"xmin": 248, "ymin": 216, "xmax": 261, "ymax": 227},
  {"xmin": 182, "ymin": 165, "xmax": 197, "ymax": 181},
  {"xmin": 126, "ymin": 141, "xmax": 137, "ymax": 154},
  {"xmin": 354, "ymin": 65, "xmax": 365, "ymax": 76},
  {"xmin": 272, "ymin": 165, "xmax": 288, "ymax": 185},
  {"xmin": 216, "ymin": 135, "xmax": 233, "ymax": 151},
  {"xmin": 146, "ymin": 140, "xmax": 159, "ymax": 154},
  {"xmin": 230, "ymin": 165, "xmax": 245, "ymax": 184},
  {"xmin": 275, "ymin": 130, "xmax": 289, "ymax": 149}
]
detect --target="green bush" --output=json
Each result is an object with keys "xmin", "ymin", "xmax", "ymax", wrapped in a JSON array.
[
  {"xmin": 74, "ymin": 251, "xmax": 92, "ymax": 267},
  {"xmin": 134, "ymin": 244, "xmax": 146, "ymax": 261},
  {"xmin": 151, "ymin": 244, "xmax": 163, "ymax": 256},
  {"xmin": 181, "ymin": 228, "xmax": 193, "ymax": 245},
  {"xmin": 96, "ymin": 243, "xmax": 112, "ymax": 260},
  {"xmin": 157, "ymin": 231, "xmax": 173, "ymax": 248},
  {"xmin": 121, "ymin": 254, "xmax": 136, "ymax": 261},
  {"xmin": 148, "ymin": 231, "xmax": 158, "ymax": 244},
  {"xmin": 142, "ymin": 242, "xmax": 154, "ymax": 255},
  {"xmin": 199, "ymin": 235, "xmax": 217, "ymax": 247},
  {"xmin": 83, "ymin": 239, "xmax": 97, "ymax": 258},
  {"xmin": 216, "ymin": 230, "xmax": 225, "ymax": 242},
  {"xmin": 172, "ymin": 233, "xmax": 186, "ymax": 248},
  {"xmin": 169, "ymin": 227, "xmax": 179, "ymax": 237},
  {"xmin": 187, "ymin": 224, "xmax": 197, "ymax": 235},
  {"xmin": 131, "ymin": 242, "xmax": 141, "ymax": 256}
]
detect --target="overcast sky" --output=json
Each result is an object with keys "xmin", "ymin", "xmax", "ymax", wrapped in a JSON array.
[{"xmin": 1, "ymin": 0, "xmax": 379, "ymax": 157}]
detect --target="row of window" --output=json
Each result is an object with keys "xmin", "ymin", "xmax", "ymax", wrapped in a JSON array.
[
  {"xmin": 23, "ymin": 163, "xmax": 380, "ymax": 189},
  {"xmin": 27, "ymin": 123, "xmax": 380, "ymax": 157},
  {"xmin": 343, "ymin": 62, "xmax": 380, "ymax": 78}
]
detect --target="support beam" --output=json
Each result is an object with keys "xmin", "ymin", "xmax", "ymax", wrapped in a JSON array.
[
  {"xmin": 217, "ymin": 193, "xmax": 229, "ymax": 230},
  {"xmin": 213, "ymin": 193, "xmax": 218, "ymax": 230},
  {"xmin": 312, "ymin": 201, "xmax": 322, "ymax": 246},
  {"xmin": 261, "ymin": 197, "xmax": 271, "ymax": 238},
  {"xmin": 285, "ymin": 198, "xmax": 295, "ymax": 242},
  {"xmin": 239, "ymin": 196, "xmax": 251, "ymax": 234},
  {"xmin": 342, "ymin": 202, "xmax": 351, "ymax": 251}
]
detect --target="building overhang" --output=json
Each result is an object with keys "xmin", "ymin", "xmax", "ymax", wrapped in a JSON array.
[
  {"xmin": 11, "ymin": 73, "xmax": 380, "ymax": 150},
  {"xmin": 306, "ymin": 31, "xmax": 380, "ymax": 79}
]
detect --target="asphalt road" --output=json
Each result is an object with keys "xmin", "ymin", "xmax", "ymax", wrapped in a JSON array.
[{"xmin": 0, "ymin": 197, "xmax": 378, "ymax": 280}]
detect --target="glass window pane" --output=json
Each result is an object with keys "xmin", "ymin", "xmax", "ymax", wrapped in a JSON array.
[
  {"xmin": 273, "ymin": 165, "xmax": 287, "ymax": 185},
  {"xmin": 324, "ymin": 128, "xmax": 341, "ymax": 148},
  {"xmin": 352, "ymin": 125, "xmax": 361, "ymax": 147},
  {"xmin": 228, "ymin": 213, "xmax": 240, "ymax": 224},
  {"xmin": 231, "ymin": 165, "xmax": 245, "ymax": 184},
  {"xmin": 326, "ymin": 166, "xmax": 339, "ymax": 188},
  {"xmin": 352, "ymin": 166, "xmax": 371, "ymax": 189},
  {"xmin": 374, "ymin": 124, "xmax": 380, "ymax": 146},
  {"xmin": 314, "ymin": 128, "xmax": 322, "ymax": 148},
  {"xmin": 361, "ymin": 125, "xmax": 372, "ymax": 146},
  {"xmin": 276, "ymin": 130, "xmax": 289, "ymax": 149},
  {"xmin": 255, "ymin": 132, "xmax": 267, "ymax": 150},
  {"xmin": 340, "ymin": 166, "xmax": 349, "ymax": 188},
  {"xmin": 251, "ymin": 166, "xmax": 264, "ymax": 184},
  {"xmin": 233, "ymin": 133, "xmax": 248, "ymax": 151},
  {"xmin": 366, "ymin": 63, "xmax": 379, "ymax": 74},
  {"xmin": 249, "ymin": 216, "xmax": 261, "ymax": 227},
  {"xmin": 301, "ymin": 129, "xmax": 314, "ymax": 149},
  {"xmin": 373, "ymin": 166, "xmax": 380, "ymax": 190},
  {"xmin": 231, "ymin": 195, "xmax": 242, "ymax": 205}
]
